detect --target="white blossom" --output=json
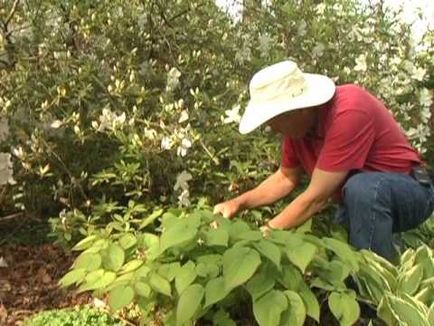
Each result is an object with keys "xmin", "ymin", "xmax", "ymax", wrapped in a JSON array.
[
  {"xmin": 312, "ymin": 42, "xmax": 325, "ymax": 58},
  {"xmin": 222, "ymin": 104, "xmax": 241, "ymax": 124},
  {"xmin": 418, "ymin": 88, "xmax": 433, "ymax": 108},
  {"xmin": 178, "ymin": 110, "xmax": 189, "ymax": 123},
  {"xmin": 412, "ymin": 67, "xmax": 426, "ymax": 81},
  {"xmin": 177, "ymin": 137, "xmax": 192, "ymax": 157},
  {"xmin": 354, "ymin": 54, "xmax": 367, "ymax": 72},
  {"xmin": 178, "ymin": 189, "xmax": 191, "ymax": 207},
  {"xmin": 174, "ymin": 170, "xmax": 192, "ymax": 191},
  {"xmin": 161, "ymin": 136, "xmax": 173, "ymax": 150},
  {"xmin": 166, "ymin": 67, "xmax": 182, "ymax": 91},
  {"xmin": 50, "ymin": 120, "xmax": 63, "ymax": 129},
  {"xmin": 0, "ymin": 153, "xmax": 16, "ymax": 185},
  {"xmin": 144, "ymin": 127, "xmax": 157, "ymax": 140},
  {"xmin": 297, "ymin": 20, "xmax": 307, "ymax": 37}
]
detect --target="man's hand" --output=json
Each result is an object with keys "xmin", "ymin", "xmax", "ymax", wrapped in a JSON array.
[{"xmin": 213, "ymin": 198, "xmax": 242, "ymax": 218}]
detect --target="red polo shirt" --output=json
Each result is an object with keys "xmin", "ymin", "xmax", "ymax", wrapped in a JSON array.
[{"xmin": 281, "ymin": 84, "xmax": 422, "ymax": 177}]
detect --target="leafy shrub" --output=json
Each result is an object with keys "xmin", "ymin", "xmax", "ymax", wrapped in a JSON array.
[
  {"xmin": 24, "ymin": 307, "xmax": 126, "ymax": 326},
  {"xmin": 61, "ymin": 207, "xmax": 364, "ymax": 325}
]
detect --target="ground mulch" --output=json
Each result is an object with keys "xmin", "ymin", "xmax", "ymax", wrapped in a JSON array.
[{"xmin": 0, "ymin": 244, "xmax": 92, "ymax": 325}]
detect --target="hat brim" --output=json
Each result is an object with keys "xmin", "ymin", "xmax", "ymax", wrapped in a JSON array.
[{"xmin": 239, "ymin": 73, "xmax": 335, "ymax": 134}]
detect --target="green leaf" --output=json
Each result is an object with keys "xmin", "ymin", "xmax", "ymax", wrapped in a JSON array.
[
  {"xmin": 253, "ymin": 240, "xmax": 281, "ymax": 270},
  {"xmin": 135, "ymin": 265, "xmax": 151, "ymax": 278},
  {"xmin": 414, "ymin": 245, "xmax": 434, "ymax": 278},
  {"xmin": 176, "ymin": 284, "xmax": 204, "ymax": 326},
  {"xmin": 322, "ymin": 237, "xmax": 360, "ymax": 271},
  {"xmin": 279, "ymin": 265, "xmax": 303, "ymax": 291},
  {"xmin": 328, "ymin": 292, "xmax": 360, "ymax": 326},
  {"xmin": 223, "ymin": 247, "xmax": 261, "ymax": 291},
  {"xmin": 205, "ymin": 277, "xmax": 229, "ymax": 308},
  {"xmin": 78, "ymin": 270, "xmax": 116, "ymax": 292},
  {"xmin": 253, "ymin": 290, "xmax": 288, "ymax": 326},
  {"xmin": 139, "ymin": 208, "xmax": 164, "ymax": 230},
  {"xmin": 196, "ymin": 262, "xmax": 219, "ymax": 278},
  {"xmin": 299, "ymin": 284, "xmax": 320, "ymax": 322},
  {"xmin": 397, "ymin": 264, "xmax": 424, "ymax": 295},
  {"xmin": 237, "ymin": 230, "xmax": 262, "ymax": 241},
  {"xmin": 280, "ymin": 290, "xmax": 306, "ymax": 326},
  {"xmin": 106, "ymin": 272, "xmax": 135, "ymax": 291},
  {"xmin": 72, "ymin": 235, "xmax": 99, "ymax": 251},
  {"xmin": 119, "ymin": 233, "xmax": 137, "ymax": 250},
  {"xmin": 119, "ymin": 259, "xmax": 143, "ymax": 274},
  {"xmin": 286, "ymin": 241, "xmax": 316, "ymax": 273},
  {"xmin": 159, "ymin": 219, "xmax": 198, "ymax": 253},
  {"xmin": 134, "ymin": 281, "xmax": 151, "ymax": 297},
  {"xmin": 102, "ymin": 243, "xmax": 125, "ymax": 272},
  {"xmin": 59, "ymin": 268, "xmax": 86, "ymax": 287},
  {"xmin": 149, "ymin": 272, "xmax": 171, "ymax": 296},
  {"xmin": 379, "ymin": 292, "xmax": 430, "ymax": 326},
  {"xmin": 246, "ymin": 267, "xmax": 275, "ymax": 301},
  {"xmin": 205, "ymin": 228, "xmax": 229, "ymax": 247},
  {"xmin": 175, "ymin": 261, "xmax": 197, "ymax": 295},
  {"xmin": 212, "ymin": 309, "xmax": 237, "ymax": 326},
  {"xmin": 227, "ymin": 221, "xmax": 251, "ymax": 240},
  {"xmin": 108, "ymin": 285, "xmax": 135, "ymax": 311},
  {"xmin": 158, "ymin": 262, "xmax": 181, "ymax": 282},
  {"xmin": 74, "ymin": 252, "xmax": 102, "ymax": 271}
]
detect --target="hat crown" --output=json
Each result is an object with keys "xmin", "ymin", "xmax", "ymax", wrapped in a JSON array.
[{"xmin": 249, "ymin": 60, "xmax": 307, "ymax": 103}]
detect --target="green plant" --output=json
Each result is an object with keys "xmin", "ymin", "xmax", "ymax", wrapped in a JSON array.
[
  {"xmin": 24, "ymin": 307, "xmax": 126, "ymax": 326},
  {"xmin": 355, "ymin": 246, "xmax": 434, "ymax": 325},
  {"xmin": 60, "ymin": 207, "xmax": 364, "ymax": 325}
]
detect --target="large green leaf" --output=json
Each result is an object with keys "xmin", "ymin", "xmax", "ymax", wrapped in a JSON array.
[
  {"xmin": 134, "ymin": 281, "xmax": 151, "ymax": 298},
  {"xmin": 328, "ymin": 292, "xmax": 360, "ymax": 326},
  {"xmin": 253, "ymin": 290, "xmax": 288, "ymax": 326},
  {"xmin": 322, "ymin": 237, "xmax": 359, "ymax": 271},
  {"xmin": 212, "ymin": 309, "xmax": 237, "ymax": 326},
  {"xmin": 149, "ymin": 272, "xmax": 171, "ymax": 296},
  {"xmin": 102, "ymin": 243, "xmax": 125, "ymax": 272},
  {"xmin": 119, "ymin": 233, "xmax": 137, "ymax": 250},
  {"xmin": 379, "ymin": 292, "xmax": 430, "ymax": 326},
  {"xmin": 299, "ymin": 284, "xmax": 320, "ymax": 322},
  {"xmin": 72, "ymin": 235, "xmax": 99, "ymax": 251},
  {"xmin": 59, "ymin": 268, "xmax": 86, "ymax": 287},
  {"xmin": 397, "ymin": 264, "xmax": 424, "ymax": 296},
  {"xmin": 223, "ymin": 247, "xmax": 261, "ymax": 291},
  {"xmin": 175, "ymin": 261, "xmax": 197, "ymax": 295},
  {"xmin": 74, "ymin": 252, "xmax": 102, "ymax": 271},
  {"xmin": 279, "ymin": 265, "xmax": 303, "ymax": 291},
  {"xmin": 205, "ymin": 228, "xmax": 229, "ymax": 247},
  {"xmin": 159, "ymin": 219, "xmax": 198, "ymax": 253},
  {"xmin": 158, "ymin": 262, "xmax": 181, "ymax": 282},
  {"xmin": 253, "ymin": 240, "xmax": 281, "ymax": 270},
  {"xmin": 280, "ymin": 290, "xmax": 306, "ymax": 326},
  {"xmin": 286, "ymin": 241, "xmax": 316, "ymax": 273},
  {"xmin": 108, "ymin": 285, "xmax": 135, "ymax": 311},
  {"xmin": 176, "ymin": 284, "xmax": 204, "ymax": 326},
  {"xmin": 246, "ymin": 267, "xmax": 275, "ymax": 301},
  {"xmin": 139, "ymin": 208, "xmax": 164, "ymax": 230},
  {"xmin": 78, "ymin": 270, "xmax": 116, "ymax": 292},
  {"xmin": 119, "ymin": 259, "xmax": 143, "ymax": 274},
  {"xmin": 205, "ymin": 277, "xmax": 230, "ymax": 308}
]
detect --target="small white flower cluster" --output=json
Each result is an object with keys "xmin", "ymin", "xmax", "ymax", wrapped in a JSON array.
[
  {"xmin": 92, "ymin": 108, "xmax": 126, "ymax": 132},
  {"xmin": 173, "ymin": 170, "xmax": 192, "ymax": 207},
  {"xmin": 0, "ymin": 153, "xmax": 16, "ymax": 186},
  {"xmin": 221, "ymin": 104, "xmax": 241, "ymax": 125},
  {"xmin": 161, "ymin": 126, "xmax": 193, "ymax": 157},
  {"xmin": 166, "ymin": 67, "xmax": 182, "ymax": 92}
]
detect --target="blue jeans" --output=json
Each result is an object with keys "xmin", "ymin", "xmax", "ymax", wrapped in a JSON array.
[{"xmin": 335, "ymin": 172, "xmax": 434, "ymax": 262}]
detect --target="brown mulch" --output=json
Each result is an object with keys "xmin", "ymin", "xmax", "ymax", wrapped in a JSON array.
[{"xmin": 0, "ymin": 244, "xmax": 92, "ymax": 325}]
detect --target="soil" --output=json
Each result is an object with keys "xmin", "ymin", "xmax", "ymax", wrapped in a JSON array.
[{"xmin": 0, "ymin": 244, "xmax": 92, "ymax": 325}]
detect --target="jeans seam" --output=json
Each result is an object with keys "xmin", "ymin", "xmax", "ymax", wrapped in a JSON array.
[{"xmin": 368, "ymin": 174, "xmax": 386, "ymax": 250}]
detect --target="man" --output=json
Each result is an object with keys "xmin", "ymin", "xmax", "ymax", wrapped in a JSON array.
[{"xmin": 213, "ymin": 60, "xmax": 434, "ymax": 262}]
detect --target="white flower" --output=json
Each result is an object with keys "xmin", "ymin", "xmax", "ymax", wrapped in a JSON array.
[
  {"xmin": 178, "ymin": 110, "xmax": 189, "ymax": 123},
  {"xmin": 144, "ymin": 127, "xmax": 157, "ymax": 140},
  {"xmin": 222, "ymin": 105, "xmax": 241, "ymax": 124},
  {"xmin": 258, "ymin": 33, "xmax": 273, "ymax": 57},
  {"xmin": 0, "ymin": 256, "xmax": 8, "ymax": 268},
  {"xmin": 161, "ymin": 136, "xmax": 173, "ymax": 150},
  {"xmin": 166, "ymin": 67, "xmax": 181, "ymax": 91},
  {"xmin": 177, "ymin": 137, "xmax": 192, "ymax": 157},
  {"xmin": 174, "ymin": 170, "xmax": 192, "ymax": 191},
  {"xmin": 418, "ymin": 88, "xmax": 433, "ymax": 108},
  {"xmin": 315, "ymin": 3, "xmax": 326, "ymax": 15},
  {"xmin": 0, "ymin": 152, "xmax": 15, "ymax": 186},
  {"xmin": 312, "ymin": 42, "xmax": 325, "ymax": 58},
  {"xmin": 178, "ymin": 189, "xmax": 191, "ymax": 207},
  {"xmin": 412, "ymin": 67, "xmax": 426, "ymax": 81},
  {"xmin": 50, "ymin": 120, "xmax": 63, "ymax": 129},
  {"xmin": 354, "ymin": 54, "xmax": 367, "ymax": 72}
]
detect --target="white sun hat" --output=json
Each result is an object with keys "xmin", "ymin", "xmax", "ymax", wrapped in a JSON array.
[{"xmin": 239, "ymin": 60, "xmax": 336, "ymax": 134}]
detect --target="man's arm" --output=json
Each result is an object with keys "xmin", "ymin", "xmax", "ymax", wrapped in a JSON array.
[
  {"xmin": 267, "ymin": 168, "xmax": 348, "ymax": 229},
  {"xmin": 213, "ymin": 166, "xmax": 302, "ymax": 218},
  {"xmin": 238, "ymin": 166, "xmax": 302, "ymax": 209}
]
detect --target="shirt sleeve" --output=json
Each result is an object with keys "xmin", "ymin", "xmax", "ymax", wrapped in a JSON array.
[
  {"xmin": 281, "ymin": 137, "xmax": 300, "ymax": 168},
  {"xmin": 316, "ymin": 110, "xmax": 375, "ymax": 172}
]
